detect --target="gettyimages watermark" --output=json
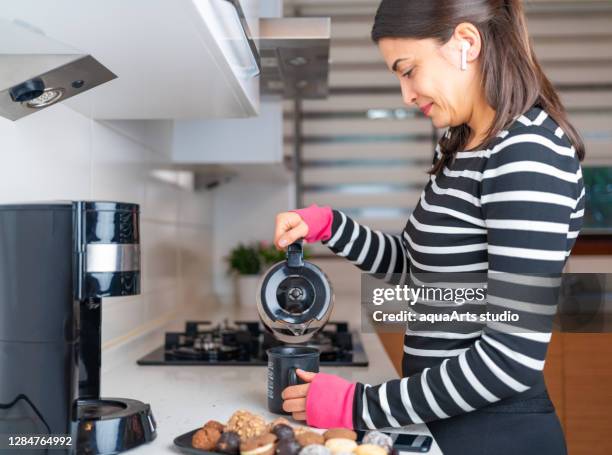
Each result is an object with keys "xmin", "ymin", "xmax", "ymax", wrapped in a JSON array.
[{"xmin": 360, "ymin": 272, "xmax": 611, "ymax": 333}]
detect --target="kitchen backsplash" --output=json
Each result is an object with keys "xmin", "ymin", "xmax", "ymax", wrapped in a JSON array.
[{"xmin": 0, "ymin": 104, "xmax": 214, "ymax": 366}]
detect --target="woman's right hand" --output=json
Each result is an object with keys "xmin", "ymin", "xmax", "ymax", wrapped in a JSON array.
[{"xmin": 274, "ymin": 211, "xmax": 309, "ymax": 250}]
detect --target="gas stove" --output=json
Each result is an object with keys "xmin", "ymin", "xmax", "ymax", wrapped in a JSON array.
[{"xmin": 137, "ymin": 320, "xmax": 368, "ymax": 366}]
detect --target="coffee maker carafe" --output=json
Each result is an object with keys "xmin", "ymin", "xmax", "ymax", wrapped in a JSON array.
[
  {"xmin": 0, "ymin": 201, "xmax": 156, "ymax": 454},
  {"xmin": 257, "ymin": 240, "xmax": 334, "ymax": 343}
]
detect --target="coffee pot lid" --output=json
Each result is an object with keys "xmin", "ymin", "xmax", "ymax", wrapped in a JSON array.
[{"xmin": 257, "ymin": 240, "xmax": 334, "ymax": 343}]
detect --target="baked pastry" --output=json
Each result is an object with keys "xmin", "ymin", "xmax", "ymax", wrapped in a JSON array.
[
  {"xmin": 217, "ymin": 431, "xmax": 241, "ymax": 455},
  {"xmin": 324, "ymin": 438, "xmax": 357, "ymax": 454},
  {"xmin": 227, "ymin": 410, "xmax": 268, "ymax": 441},
  {"xmin": 272, "ymin": 424, "xmax": 295, "ymax": 441},
  {"xmin": 204, "ymin": 419, "xmax": 226, "ymax": 433},
  {"xmin": 268, "ymin": 417, "xmax": 292, "ymax": 432},
  {"xmin": 276, "ymin": 439, "xmax": 302, "ymax": 455},
  {"xmin": 241, "ymin": 434, "xmax": 277, "ymax": 455},
  {"xmin": 293, "ymin": 427, "xmax": 310, "ymax": 437},
  {"xmin": 296, "ymin": 431, "xmax": 325, "ymax": 447},
  {"xmin": 361, "ymin": 431, "xmax": 393, "ymax": 453},
  {"xmin": 192, "ymin": 426, "xmax": 222, "ymax": 450},
  {"xmin": 354, "ymin": 444, "xmax": 387, "ymax": 455},
  {"xmin": 298, "ymin": 445, "xmax": 331, "ymax": 455},
  {"xmin": 323, "ymin": 429, "xmax": 357, "ymax": 442}
]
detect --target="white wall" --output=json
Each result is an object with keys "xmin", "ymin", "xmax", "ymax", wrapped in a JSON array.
[
  {"xmin": 212, "ymin": 179, "xmax": 295, "ymax": 304},
  {"xmin": 0, "ymin": 105, "xmax": 215, "ymax": 369}
]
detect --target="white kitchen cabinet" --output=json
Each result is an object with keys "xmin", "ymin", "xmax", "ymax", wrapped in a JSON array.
[
  {"xmin": 1, "ymin": 0, "xmax": 260, "ymax": 119},
  {"xmin": 172, "ymin": 100, "xmax": 283, "ymax": 163}
]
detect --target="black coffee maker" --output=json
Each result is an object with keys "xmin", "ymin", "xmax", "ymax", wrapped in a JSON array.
[{"xmin": 0, "ymin": 201, "xmax": 156, "ymax": 455}]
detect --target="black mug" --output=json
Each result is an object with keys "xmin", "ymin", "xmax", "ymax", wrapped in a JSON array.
[{"xmin": 266, "ymin": 346, "xmax": 320, "ymax": 414}]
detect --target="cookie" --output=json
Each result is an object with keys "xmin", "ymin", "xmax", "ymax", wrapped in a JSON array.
[
  {"xmin": 268, "ymin": 417, "xmax": 292, "ymax": 431},
  {"xmin": 242, "ymin": 434, "xmax": 278, "ymax": 451},
  {"xmin": 227, "ymin": 410, "xmax": 268, "ymax": 441},
  {"xmin": 192, "ymin": 426, "xmax": 221, "ymax": 450},
  {"xmin": 296, "ymin": 431, "xmax": 325, "ymax": 447},
  {"xmin": 217, "ymin": 431, "xmax": 241, "ymax": 455},
  {"xmin": 204, "ymin": 419, "xmax": 226, "ymax": 433},
  {"xmin": 276, "ymin": 439, "xmax": 302, "ymax": 455},
  {"xmin": 354, "ymin": 444, "xmax": 387, "ymax": 455},
  {"xmin": 294, "ymin": 427, "xmax": 310, "ymax": 437},
  {"xmin": 241, "ymin": 434, "xmax": 277, "ymax": 455},
  {"xmin": 361, "ymin": 431, "xmax": 393, "ymax": 453},
  {"xmin": 324, "ymin": 438, "xmax": 357, "ymax": 454},
  {"xmin": 241, "ymin": 442, "xmax": 275, "ymax": 455},
  {"xmin": 299, "ymin": 444, "xmax": 331, "ymax": 455},
  {"xmin": 323, "ymin": 429, "xmax": 357, "ymax": 442},
  {"xmin": 272, "ymin": 424, "xmax": 295, "ymax": 441}
]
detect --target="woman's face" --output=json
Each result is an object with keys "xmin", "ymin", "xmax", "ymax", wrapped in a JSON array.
[{"xmin": 377, "ymin": 36, "xmax": 478, "ymax": 129}]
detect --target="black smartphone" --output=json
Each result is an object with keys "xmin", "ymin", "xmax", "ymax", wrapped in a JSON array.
[
  {"xmin": 392, "ymin": 433, "xmax": 433, "ymax": 453},
  {"xmin": 356, "ymin": 431, "xmax": 433, "ymax": 453}
]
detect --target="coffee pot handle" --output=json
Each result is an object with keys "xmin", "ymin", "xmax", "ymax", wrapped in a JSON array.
[
  {"xmin": 288, "ymin": 367, "xmax": 299, "ymax": 386},
  {"xmin": 286, "ymin": 240, "xmax": 304, "ymax": 269}
]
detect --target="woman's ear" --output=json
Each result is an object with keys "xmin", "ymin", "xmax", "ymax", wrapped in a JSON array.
[{"xmin": 453, "ymin": 22, "xmax": 482, "ymax": 64}]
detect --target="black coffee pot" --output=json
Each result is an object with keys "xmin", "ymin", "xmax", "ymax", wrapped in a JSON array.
[{"xmin": 257, "ymin": 240, "xmax": 334, "ymax": 343}]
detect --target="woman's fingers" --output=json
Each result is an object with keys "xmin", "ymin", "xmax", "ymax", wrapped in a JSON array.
[
  {"xmin": 282, "ymin": 397, "xmax": 306, "ymax": 413},
  {"xmin": 277, "ymin": 223, "xmax": 308, "ymax": 250},
  {"xmin": 292, "ymin": 411, "xmax": 307, "ymax": 421},
  {"xmin": 274, "ymin": 212, "xmax": 308, "ymax": 250},
  {"xmin": 281, "ymin": 383, "xmax": 310, "ymax": 400},
  {"xmin": 295, "ymin": 369, "xmax": 317, "ymax": 382}
]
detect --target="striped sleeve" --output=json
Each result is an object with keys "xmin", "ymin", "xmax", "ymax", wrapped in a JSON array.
[
  {"xmin": 321, "ymin": 210, "xmax": 410, "ymax": 285},
  {"xmin": 350, "ymin": 126, "xmax": 584, "ymax": 429}
]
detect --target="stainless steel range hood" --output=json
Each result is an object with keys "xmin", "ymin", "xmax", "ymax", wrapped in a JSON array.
[
  {"xmin": 0, "ymin": 18, "xmax": 116, "ymax": 121},
  {"xmin": 258, "ymin": 17, "xmax": 331, "ymax": 99}
]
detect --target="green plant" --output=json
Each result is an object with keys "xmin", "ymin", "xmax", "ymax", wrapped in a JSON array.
[
  {"xmin": 258, "ymin": 240, "xmax": 311, "ymax": 265},
  {"xmin": 226, "ymin": 240, "xmax": 313, "ymax": 276},
  {"xmin": 226, "ymin": 242, "xmax": 261, "ymax": 275},
  {"xmin": 258, "ymin": 241, "xmax": 286, "ymax": 266}
]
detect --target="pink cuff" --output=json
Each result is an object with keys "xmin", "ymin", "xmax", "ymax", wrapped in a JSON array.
[
  {"xmin": 305, "ymin": 373, "xmax": 356, "ymax": 429},
  {"xmin": 290, "ymin": 204, "xmax": 333, "ymax": 243}
]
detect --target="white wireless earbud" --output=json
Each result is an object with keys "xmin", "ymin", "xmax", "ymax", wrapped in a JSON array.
[{"xmin": 460, "ymin": 41, "xmax": 470, "ymax": 71}]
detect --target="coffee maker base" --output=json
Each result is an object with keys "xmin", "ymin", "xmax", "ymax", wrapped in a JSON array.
[{"xmin": 76, "ymin": 397, "xmax": 156, "ymax": 455}]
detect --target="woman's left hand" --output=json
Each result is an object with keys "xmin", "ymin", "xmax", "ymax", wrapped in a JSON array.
[{"xmin": 281, "ymin": 369, "xmax": 317, "ymax": 421}]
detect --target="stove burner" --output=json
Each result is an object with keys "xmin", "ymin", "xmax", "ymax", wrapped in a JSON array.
[
  {"xmin": 137, "ymin": 320, "xmax": 368, "ymax": 367},
  {"xmin": 172, "ymin": 343, "xmax": 241, "ymax": 361}
]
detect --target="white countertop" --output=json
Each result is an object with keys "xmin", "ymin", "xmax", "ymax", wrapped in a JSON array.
[{"xmin": 100, "ymin": 300, "xmax": 442, "ymax": 455}]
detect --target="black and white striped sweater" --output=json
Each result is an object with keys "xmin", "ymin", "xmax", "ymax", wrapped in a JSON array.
[{"xmin": 320, "ymin": 105, "xmax": 585, "ymax": 429}]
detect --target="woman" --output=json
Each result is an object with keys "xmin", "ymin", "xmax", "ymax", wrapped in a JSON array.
[{"xmin": 273, "ymin": 1, "xmax": 585, "ymax": 453}]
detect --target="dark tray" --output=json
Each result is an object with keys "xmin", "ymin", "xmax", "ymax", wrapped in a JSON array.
[
  {"xmin": 174, "ymin": 428, "xmax": 431, "ymax": 454},
  {"xmin": 174, "ymin": 429, "xmax": 219, "ymax": 455}
]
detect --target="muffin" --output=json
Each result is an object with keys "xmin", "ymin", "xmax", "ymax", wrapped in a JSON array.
[
  {"xmin": 271, "ymin": 424, "xmax": 295, "ymax": 441},
  {"xmin": 299, "ymin": 445, "xmax": 331, "ymax": 455},
  {"xmin": 226, "ymin": 410, "xmax": 268, "ymax": 441},
  {"xmin": 217, "ymin": 431, "xmax": 241, "ymax": 455},
  {"xmin": 204, "ymin": 419, "xmax": 226, "ymax": 433},
  {"xmin": 192, "ymin": 426, "xmax": 222, "ymax": 450},
  {"xmin": 268, "ymin": 417, "xmax": 292, "ymax": 432},
  {"xmin": 324, "ymin": 438, "xmax": 357, "ymax": 454},
  {"xmin": 275, "ymin": 438, "xmax": 302, "ymax": 455},
  {"xmin": 323, "ymin": 429, "xmax": 357, "ymax": 442},
  {"xmin": 296, "ymin": 431, "xmax": 325, "ymax": 447},
  {"xmin": 294, "ymin": 427, "xmax": 311, "ymax": 437},
  {"xmin": 361, "ymin": 431, "xmax": 393, "ymax": 453},
  {"xmin": 241, "ymin": 433, "xmax": 277, "ymax": 455},
  {"xmin": 354, "ymin": 444, "xmax": 387, "ymax": 455}
]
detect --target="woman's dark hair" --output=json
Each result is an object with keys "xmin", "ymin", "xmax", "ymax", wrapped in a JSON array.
[{"xmin": 371, "ymin": 0, "xmax": 585, "ymax": 175}]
